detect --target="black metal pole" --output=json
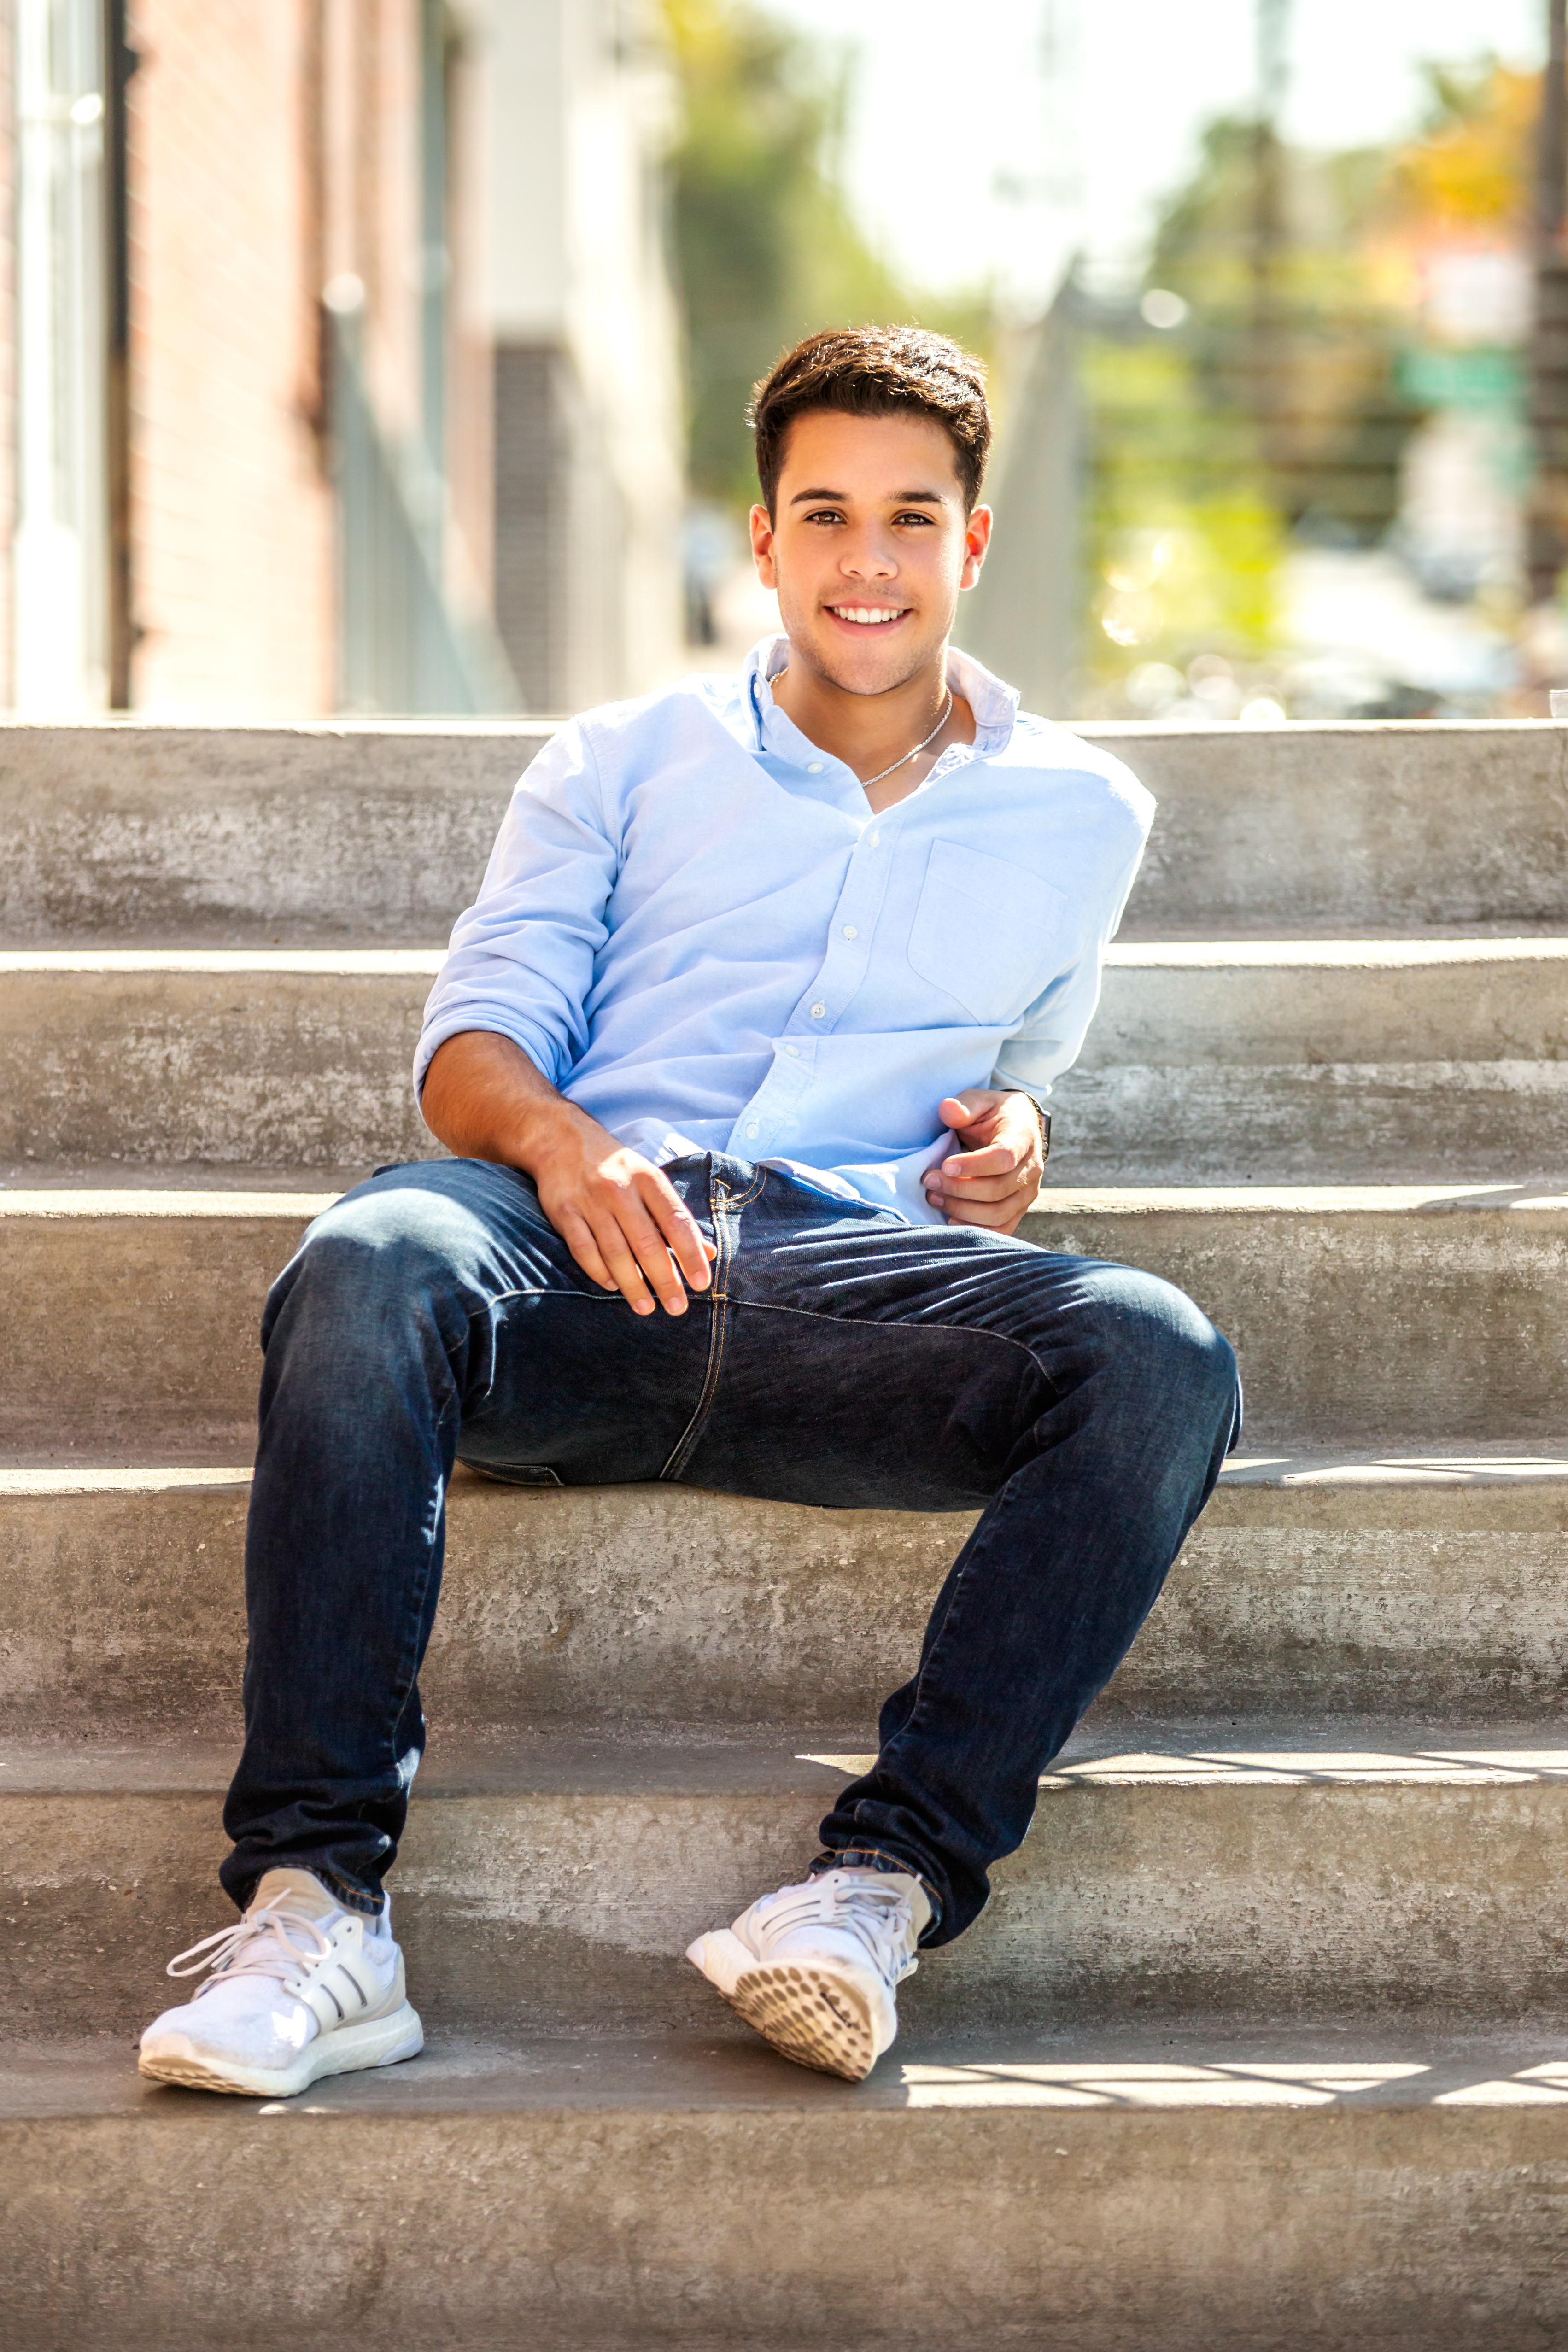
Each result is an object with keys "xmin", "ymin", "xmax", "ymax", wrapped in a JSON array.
[{"xmin": 1528, "ymin": 0, "xmax": 1568, "ymax": 605}]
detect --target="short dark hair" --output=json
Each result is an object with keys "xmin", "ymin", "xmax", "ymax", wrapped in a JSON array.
[{"xmin": 749, "ymin": 326, "xmax": 991, "ymax": 515}]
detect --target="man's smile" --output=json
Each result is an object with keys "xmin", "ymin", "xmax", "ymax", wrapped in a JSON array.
[{"xmin": 825, "ymin": 604, "xmax": 910, "ymax": 627}]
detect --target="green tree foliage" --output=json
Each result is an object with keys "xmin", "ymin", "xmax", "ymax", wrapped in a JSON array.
[
  {"xmin": 1078, "ymin": 108, "xmax": 1434, "ymax": 701},
  {"xmin": 1084, "ymin": 336, "xmax": 1291, "ymax": 677},
  {"xmin": 663, "ymin": 0, "xmax": 990, "ymax": 507},
  {"xmin": 1145, "ymin": 117, "xmax": 1419, "ymax": 545}
]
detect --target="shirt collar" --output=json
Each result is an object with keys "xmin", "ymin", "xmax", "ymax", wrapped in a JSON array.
[{"xmin": 742, "ymin": 631, "xmax": 1019, "ymax": 764}]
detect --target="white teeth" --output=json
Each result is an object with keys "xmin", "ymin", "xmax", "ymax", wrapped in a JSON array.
[{"xmin": 834, "ymin": 607, "xmax": 900, "ymax": 625}]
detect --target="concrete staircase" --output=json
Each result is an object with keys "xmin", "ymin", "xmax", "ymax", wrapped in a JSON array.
[{"xmin": 4, "ymin": 717, "xmax": 1568, "ymax": 2349}]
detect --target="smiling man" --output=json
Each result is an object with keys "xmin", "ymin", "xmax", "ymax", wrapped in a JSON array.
[{"xmin": 139, "ymin": 327, "xmax": 1240, "ymax": 2098}]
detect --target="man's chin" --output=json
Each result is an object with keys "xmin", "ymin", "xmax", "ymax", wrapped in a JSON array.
[{"xmin": 786, "ymin": 619, "xmax": 941, "ymax": 698}]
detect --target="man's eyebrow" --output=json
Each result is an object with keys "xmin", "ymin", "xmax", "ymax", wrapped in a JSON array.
[{"xmin": 787, "ymin": 486, "xmax": 947, "ymax": 506}]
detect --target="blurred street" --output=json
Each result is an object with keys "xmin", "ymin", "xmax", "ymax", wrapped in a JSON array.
[{"xmin": 6, "ymin": 1, "xmax": 1568, "ymax": 719}]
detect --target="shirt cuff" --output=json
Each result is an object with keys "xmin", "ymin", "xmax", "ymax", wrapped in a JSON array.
[{"xmin": 413, "ymin": 1012, "xmax": 567, "ymax": 1103}]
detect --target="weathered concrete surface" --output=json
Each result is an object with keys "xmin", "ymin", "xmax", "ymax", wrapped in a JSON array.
[
  {"xmin": 1103, "ymin": 719, "xmax": 1568, "ymax": 937},
  {"xmin": 0, "ymin": 953, "xmax": 442, "ymax": 1167},
  {"xmin": 0, "ymin": 721, "xmax": 554, "ymax": 945},
  {"xmin": 4, "ymin": 719, "xmax": 1566, "ymax": 942},
  {"xmin": 9, "ymin": 1730, "xmax": 1568, "ymax": 2036},
  {"xmin": 8, "ymin": 1458, "xmax": 1568, "ymax": 1736},
  {"xmin": 9, "ymin": 941, "xmax": 1568, "ymax": 1175},
  {"xmin": 4, "ymin": 2030, "xmax": 1568, "ymax": 2352},
  {"xmin": 1053, "ymin": 936, "xmax": 1568, "ymax": 1180},
  {"xmin": 0, "ymin": 1191, "xmax": 328, "ymax": 1456},
  {"xmin": 1023, "ymin": 1184, "xmax": 1568, "ymax": 1441},
  {"xmin": 1100, "ymin": 938, "xmax": 1568, "ymax": 1061},
  {"xmin": 11, "ymin": 1182, "xmax": 1568, "ymax": 1451}
]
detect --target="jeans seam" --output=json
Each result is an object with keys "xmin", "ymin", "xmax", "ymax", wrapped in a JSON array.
[
  {"xmin": 660, "ymin": 1164, "xmax": 770, "ymax": 1479},
  {"xmin": 657, "ymin": 1289, "xmax": 724, "ymax": 1480},
  {"xmin": 658, "ymin": 1171, "xmax": 752, "ymax": 1479},
  {"xmin": 461, "ymin": 1285, "xmax": 621, "ymax": 1324}
]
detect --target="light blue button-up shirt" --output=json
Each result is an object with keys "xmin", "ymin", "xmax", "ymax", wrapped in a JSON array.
[{"xmin": 416, "ymin": 634, "xmax": 1153, "ymax": 1224}]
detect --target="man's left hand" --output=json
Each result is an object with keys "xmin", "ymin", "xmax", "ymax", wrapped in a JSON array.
[{"xmin": 924, "ymin": 1090, "xmax": 1044, "ymax": 1236}]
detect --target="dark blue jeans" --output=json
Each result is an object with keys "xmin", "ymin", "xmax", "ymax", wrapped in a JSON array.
[{"xmin": 222, "ymin": 1153, "xmax": 1240, "ymax": 1944}]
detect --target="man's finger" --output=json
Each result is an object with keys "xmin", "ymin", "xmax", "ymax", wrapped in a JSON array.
[
  {"xmin": 937, "ymin": 1091, "xmax": 1004, "ymax": 1129},
  {"xmin": 608, "ymin": 1194, "xmax": 696, "ymax": 1316},
  {"xmin": 929, "ymin": 1167, "xmax": 1029, "ymax": 1205},
  {"xmin": 938, "ymin": 1193, "xmax": 1028, "ymax": 1232},
  {"xmin": 638, "ymin": 1171, "xmax": 716, "ymax": 1290},
  {"xmin": 927, "ymin": 1177, "xmax": 1030, "ymax": 1215},
  {"xmin": 583, "ymin": 1208, "xmax": 664, "ymax": 1316},
  {"xmin": 942, "ymin": 1142, "xmax": 1027, "ymax": 1180},
  {"xmin": 556, "ymin": 1207, "xmax": 617, "ymax": 1293}
]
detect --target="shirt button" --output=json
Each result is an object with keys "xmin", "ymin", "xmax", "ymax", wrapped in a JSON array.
[
  {"xmin": 867, "ymin": 830, "xmax": 880, "ymax": 847},
  {"xmin": 807, "ymin": 761, "xmax": 823, "ymax": 774},
  {"xmin": 842, "ymin": 925, "xmax": 858, "ymax": 940},
  {"xmin": 746, "ymin": 1122, "xmax": 760, "ymax": 1138},
  {"xmin": 785, "ymin": 1043, "xmax": 800, "ymax": 1056},
  {"xmin": 810, "ymin": 1003, "xmax": 825, "ymax": 1018}
]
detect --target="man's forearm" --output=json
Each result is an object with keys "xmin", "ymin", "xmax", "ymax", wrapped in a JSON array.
[{"xmin": 421, "ymin": 1030, "xmax": 583, "ymax": 1169}]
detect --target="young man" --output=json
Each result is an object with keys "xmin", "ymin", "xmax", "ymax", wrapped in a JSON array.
[{"xmin": 140, "ymin": 327, "xmax": 1240, "ymax": 2096}]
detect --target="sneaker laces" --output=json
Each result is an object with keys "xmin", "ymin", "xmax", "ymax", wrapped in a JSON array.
[
  {"xmin": 756, "ymin": 1873, "xmax": 917, "ymax": 1981},
  {"xmin": 164, "ymin": 1896, "xmax": 335, "ymax": 1995}
]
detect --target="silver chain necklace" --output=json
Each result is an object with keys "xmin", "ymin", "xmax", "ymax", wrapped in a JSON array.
[{"xmin": 860, "ymin": 689, "xmax": 953, "ymax": 790}]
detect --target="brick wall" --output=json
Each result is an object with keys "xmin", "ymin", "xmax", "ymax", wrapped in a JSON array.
[{"xmin": 0, "ymin": 8, "xmax": 14, "ymax": 710}]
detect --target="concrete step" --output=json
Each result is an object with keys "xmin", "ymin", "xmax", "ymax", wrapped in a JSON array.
[
  {"xmin": 8, "ymin": 1181, "xmax": 1568, "ymax": 1453},
  {"xmin": 1112, "ymin": 718, "xmax": 1568, "ymax": 939},
  {"xmin": 7, "ymin": 1453, "xmax": 1568, "ymax": 1738},
  {"xmin": 0, "ymin": 952, "xmax": 441, "ymax": 1168},
  {"xmin": 0, "ymin": 1185, "xmax": 334, "ymax": 1457},
  {"xmin": 5, "ymin": 2026, "xmax": 1568, "ymax": 2351},
  {"xmin": 0, "ymin": 719, "xmax": 555, "ymax": 945},
  {"xmin": 1053, "ymin": 937, "xmax": 1568, "ymax": 1181},
  {"xmin": 8, "ymin": 1725, "xmax": 1568, "ymax": 2040},
  {"xmin": 7, "ymin": 940, "xmax": 1568, "ymax": 1176},
  {"xmin": 3, "ymin": 719, "xmax": 1563, "ymax": 944}
]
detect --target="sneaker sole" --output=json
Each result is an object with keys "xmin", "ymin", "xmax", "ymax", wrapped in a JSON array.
[
  {"xmin": 687, "ymin": 1933, "xmax": 885, "ymax": 2082},
  {"xmin": 138, "ymin": 2001, "xmax": 424, "ymax": 2098}
]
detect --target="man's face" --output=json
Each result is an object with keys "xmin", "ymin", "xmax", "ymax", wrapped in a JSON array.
[{"xmin": 750, "ymin": 409, "xmax": 991, "ymax": 696}]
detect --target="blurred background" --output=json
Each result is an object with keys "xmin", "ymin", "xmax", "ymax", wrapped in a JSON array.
[{"xmin": 4, "ymin": 0, "xmax": 1566, "ymax": 720}]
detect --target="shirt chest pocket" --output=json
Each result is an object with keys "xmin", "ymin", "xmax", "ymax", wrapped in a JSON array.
[{"xmin": 905, "ymin": 838, "xmax": 1069, "ymax": 1026}]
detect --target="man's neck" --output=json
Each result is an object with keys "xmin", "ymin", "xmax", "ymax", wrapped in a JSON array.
[{"xmin": 768, "ymin": 643, "xmax": 971, "ymax": 796}]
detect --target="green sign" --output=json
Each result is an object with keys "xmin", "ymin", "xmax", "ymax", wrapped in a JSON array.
[{"xmin": 1396, "ymin": 346, "xmax": 1523, "ymax": 415}]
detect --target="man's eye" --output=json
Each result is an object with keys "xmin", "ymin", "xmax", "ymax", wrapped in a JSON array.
[
  {"xmin": 895, "ymin": 511, "xmax": 935, "ymax": 527},
  {"xmin": 805, "ymin": 509, "xmax": 844, "ymax": 526}
]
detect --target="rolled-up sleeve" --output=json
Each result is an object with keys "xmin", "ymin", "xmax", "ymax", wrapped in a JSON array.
[{"xmin": 414, "ymin": 719, "xmax": 618, "ymax": 1103}]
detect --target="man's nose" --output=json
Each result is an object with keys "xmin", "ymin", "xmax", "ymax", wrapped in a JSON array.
[{"xmin": 838, "ymin": 535, "xmax": 898, "ymax": 580}]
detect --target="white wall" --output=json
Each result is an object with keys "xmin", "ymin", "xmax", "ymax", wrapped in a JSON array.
[{"xmin": 474, "ymin": 0, "xmax": 684, "ymax": 703}]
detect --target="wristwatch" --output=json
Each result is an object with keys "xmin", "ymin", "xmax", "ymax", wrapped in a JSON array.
[{"xmin": 1023, "ymin": 1096, "xmax": 1051, "ymax": 1164}]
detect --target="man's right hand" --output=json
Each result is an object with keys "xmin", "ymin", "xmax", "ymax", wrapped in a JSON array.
[
  {"xmin": 528, "ymin": 1107, "xmax": 715, "ymax": 1316},
  {"xmin": 420, "ymin": 1031, "xmax": 715, "ymax": 1317}
]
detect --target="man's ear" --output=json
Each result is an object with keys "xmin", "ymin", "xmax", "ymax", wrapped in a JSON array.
[
  {"xmin": 750, "ymin": 503, "xmax": 778, "ymax": 589},
  {"xmin": 960, "ymin": 504, "xmax": 993, "ymax": 591}
]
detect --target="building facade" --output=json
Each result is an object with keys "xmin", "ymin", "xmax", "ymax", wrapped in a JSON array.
[{"xmin": 1, "ymin": 0, "xmax": 683, "ymax": 716}]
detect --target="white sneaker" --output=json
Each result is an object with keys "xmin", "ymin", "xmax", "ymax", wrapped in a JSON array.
[
  {"xmin": 686, "ymin": 1866, "xmax": 931, "ymax": 2081},
  {"xmin": 139, "ymin": 1867, "xmax": 424, "ymax": 2097}
]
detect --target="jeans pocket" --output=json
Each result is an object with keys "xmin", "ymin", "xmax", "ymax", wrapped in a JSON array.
[{"xmin": 457, "ymin": 1459, "xmax": 563, "ymax": 1488}]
